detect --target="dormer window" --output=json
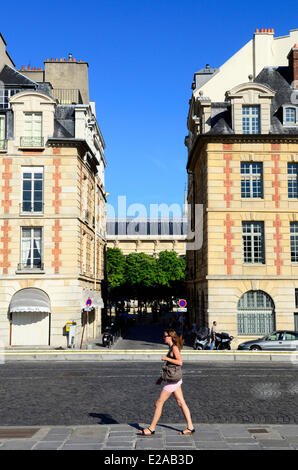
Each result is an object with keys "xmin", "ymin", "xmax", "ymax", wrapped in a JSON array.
[
  {"xmin": 0, "ymin": 89, "xmax": 20, "ymax": 109},
  {"xmin": 226, "ymin": 83, "xmax": 275, "ymax": 135},
  {"xmin": 242, "ymin": 105, "xmax": 260, "ymax": 134},
  {"xmin": 283, "ymin": 106, "xmax": 297, "ymax": 125}
]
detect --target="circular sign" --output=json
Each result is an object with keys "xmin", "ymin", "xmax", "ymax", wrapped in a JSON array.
[
  {"xmin": 178, "ymin": 299, "xmax": 187, "ymax": 308},
  {"xmin": 86, "ymin": 298, "xmax": 92, "ymax": 307}
]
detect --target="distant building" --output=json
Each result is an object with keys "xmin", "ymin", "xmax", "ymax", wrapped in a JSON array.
[
  {"xmin": 186, "ymin": 28, "xmax": 298, "ymax": 346},
  {"xmin": 0, "ymin": 34, "xmax": 106, "ymax": 347},
  {"xmin": 106, "ymin": 218, "xmax": 187, "ymax": 257}
]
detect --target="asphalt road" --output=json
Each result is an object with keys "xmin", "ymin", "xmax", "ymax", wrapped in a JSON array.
[{"xmin": 0, "ymin": 361, "xmax": 297, "ymax": 426}]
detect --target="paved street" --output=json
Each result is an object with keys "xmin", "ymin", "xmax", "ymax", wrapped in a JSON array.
[
  {"xmin": 113, "ymin": 323, "xmax": 193, "ymax": 350},
  {"xmin": 0, "ymin": 423, "xmax": 298, "ymax": 450},
  {"xmin": 0, "ymin": 361, "xmax": 297, "ymax": 426}
]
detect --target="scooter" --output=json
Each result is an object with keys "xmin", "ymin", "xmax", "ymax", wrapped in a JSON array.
[
  {"xmin": 102, "ymin": 326, "xmax": 113, "ymax": 347},
  {"xmin": 193, "ymin": 327, "xmax": 210, "ymax": 350},
  {"xmin": 215, "ymin": 332, "xmax": 234, "ymax": 350}
]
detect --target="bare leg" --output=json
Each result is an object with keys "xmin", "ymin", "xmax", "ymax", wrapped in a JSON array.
[
  {"xmin": 173, "ymin": 386, "xmax": 194, "ymax": 433},
  {"xmin": 139, "ymin": 388, "xmax": 172, "ymax": 435}
]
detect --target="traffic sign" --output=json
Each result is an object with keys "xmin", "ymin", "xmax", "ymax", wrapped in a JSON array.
[
  {"xmin": 86, "ymin": 298, "xmax": 92, "ymax": 307},
  {"xmin": 178, "ymin": 307, "xmax": 187, "ymax": 312},
  {"xmin": 178, "ymin": 299, "xmax": 187, "ymax": 308}
]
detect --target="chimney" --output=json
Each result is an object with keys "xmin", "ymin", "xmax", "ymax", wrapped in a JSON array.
[
  {"xmin": 288, "ymin": 44, "xmax": 298, "ymax": 88},
  {"xmin": 253, "ymin": 28, "xmax": 274, "ymax": 78}
]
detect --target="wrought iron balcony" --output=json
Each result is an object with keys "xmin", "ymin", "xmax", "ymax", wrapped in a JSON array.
[
  {"xmin": 51, "ymin": 88, "xmax": 82, "ymax": 104},
  {"xmin": 0, "ymin": 139, "xmax": 7, "ymax": 150},
  {"xmin": 20, "ymin": 136, "xmax": 44, "ymax": 148},
  {"xmin": 19, "ymin": 202, "xmax": 44, "ymax": 215}
]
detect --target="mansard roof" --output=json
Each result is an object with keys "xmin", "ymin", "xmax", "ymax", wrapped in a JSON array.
[
  {"xmin": 204, "ymin": 65, "xmax": 298, "ymax": 135},
  {"xmin": 0, "ymin": 64, "xmax": 37, "ymax": 87}
]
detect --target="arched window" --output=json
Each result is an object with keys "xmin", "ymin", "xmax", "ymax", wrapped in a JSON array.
[{"xmin": 237, "ymin": 290, "xmax": 275, "ymax": 335}]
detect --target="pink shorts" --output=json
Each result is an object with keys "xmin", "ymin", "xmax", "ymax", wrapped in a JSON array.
[{"xmin": 163, "ymin": 379, "xmax": 182, "ymax": 393}]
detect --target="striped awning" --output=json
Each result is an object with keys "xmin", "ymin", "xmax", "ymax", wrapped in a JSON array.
[{"xmin": 9, "ymin": 288, "xmax": 51, "ymax": 313}]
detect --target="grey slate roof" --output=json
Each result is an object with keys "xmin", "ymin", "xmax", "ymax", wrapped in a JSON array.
[
  {"xmin": 107, "ymin": 219, "xmax": 187, "ymax": 237},
  {"xmin": 53, "ymin": 106, "xmax": 75, "ymax": 138},
  {"xmin": 0, "ymin": 65, "xmax": 76, "ymax": 140},
  {"xmin": 205, "ymin": 64, "xmax": 298, "ymax": 135},
  {"xmin": 0, "ymin": 64, "xmax": 36, "ymax": 87}
]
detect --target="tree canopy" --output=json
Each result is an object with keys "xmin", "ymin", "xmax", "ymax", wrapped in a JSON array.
[{"xmin": 106, "ymin": 248, "xmax": 186, "ymax": 304}]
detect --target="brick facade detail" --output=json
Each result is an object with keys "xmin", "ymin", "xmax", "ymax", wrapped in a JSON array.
[
  {"xmin": 52, "ymin": 158, "xmax": 62, "ymax": 214},
  {"xmin": 0, "ymin": 220, "xmax": 11, "ymax": 274},
  {"xmin": 224, "ymin": 213, "xmax": 235, "ymax": 275},
  {"xmin": 51, "ymin": 219, "xmax": 62, "ymax": 274},
  {"xmin": 271, "ymin": 144, "xmax": 280, "ymax": 209},
  {"xmin": 1, "ymin": 158, "xmax": 12, "ymax": 214},
  {"xmin": 273, "ymin": 214, "xmax": 283, "ymax": 275},
  {"xmin": 223, "ymin": 144, "xmax": 233, "ymax": 208}
]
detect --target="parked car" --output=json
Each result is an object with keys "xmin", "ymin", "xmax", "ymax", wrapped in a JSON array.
[{"xmin": 237, "ymin": 331, "xmax": 298, "ymax": 351}]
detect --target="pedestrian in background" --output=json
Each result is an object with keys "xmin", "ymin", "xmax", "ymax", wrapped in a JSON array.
[
  {"xmin": 139, "ymin": 329, "xmax": 195, "ymax": 436},
  {"xmin": 210, "ymin": 321, "xmax": 217, "ymax": 350}
]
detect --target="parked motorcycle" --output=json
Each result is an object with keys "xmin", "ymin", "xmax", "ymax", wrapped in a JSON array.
[
  {"xmin": 102, "ymin": 326, "xmax": 113, "ymax": 348},
  {"xmin": 215, "ymin": 332, "xmax": 234, "ymax": 350},
  {"xmin": 194, "ymin": 327, "xmax": 210, "ymax": 350}
]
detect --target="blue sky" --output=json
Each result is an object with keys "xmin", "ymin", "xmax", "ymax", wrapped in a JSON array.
[{"xmin": 1, "ymin": 0, "xmax": 297, "ymax": 217}]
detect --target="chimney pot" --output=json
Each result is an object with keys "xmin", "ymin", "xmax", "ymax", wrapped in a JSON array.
[
  {"xmin": 68, "ymin": 53, "xmax": 72, "ymax": 61},
  {"xmin": 288, "ymin": 45, "xmax": 298, "ymax": 88}
]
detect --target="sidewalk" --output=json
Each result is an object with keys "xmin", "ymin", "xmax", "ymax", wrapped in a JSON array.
[
  {"xmin": 3, "ymin": 324, "xmax": 298, "ymax": 362},
  {"xmin": 0, "ymin": 423, "xmax": 297, "ymax": 450}
]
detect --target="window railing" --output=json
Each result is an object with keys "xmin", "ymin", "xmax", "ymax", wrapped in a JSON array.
[
  {"xmin": 17, "ymin": 262, "xmax": 44, "ymax": 271},
  {"xmin": 51, "ymin": 89, "xmax": 82, "ymax": 104},
  {"xmin": 19, "ymin": 203, "xmax": 44, "ymax": 215},
  {"xmin": 0, "ymin": 139, "xmax": 7, "ymax": 150},
  {"xmin": 20, "ymin": 136, "xmax": 44, "ymax": 147}
]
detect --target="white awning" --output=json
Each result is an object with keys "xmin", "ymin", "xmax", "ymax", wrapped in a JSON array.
[
  {"xmin": 9, "ymin": 288, "xmax": 51, "ymax": 313},
  {"xmin": 82, "ymin": 289, "xmax": 104, "ymax": 310}
]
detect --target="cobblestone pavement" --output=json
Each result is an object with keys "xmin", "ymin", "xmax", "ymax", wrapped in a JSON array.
[
  {"xmin": 0, "ymin": 423, "xmax": 298, "ymax": 450},
  {"xmin": 0, "ymin": 361, "xmax": 297, "ymax": 426}
]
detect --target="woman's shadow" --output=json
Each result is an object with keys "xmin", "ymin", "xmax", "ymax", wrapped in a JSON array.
[{"xmin": 89, "ymin": 413, "xmax": 119, "ymax": 424}]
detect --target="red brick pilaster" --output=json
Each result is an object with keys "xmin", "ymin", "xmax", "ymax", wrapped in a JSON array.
[
  {"xmin": 273, "ymin": 214, "xmax": 283, "ymax": 275},
  {"xmin": 223, "ymin": 144, "xmax": 233, "ymax": 208},
  {"xmin": 1, "ymin": 158, "xmax": 12, "ymax": 214},
  {"xmin": 52, "ymin": 158, "xmax": 62, "ymax": 214},
  {"xmin": 271, "ymin": 144, "xmax": 280, "ymax": 209},
  {"xmin": 0, "ymin": 220, "xmax": 11, "ymax": 274},
  {"xmin": 224, "ymin": 214, "xmax": 235, "ymax": 275},
  {"xmin": 52, "ymin": 219, "xmax": 62, "ymax": 274}
]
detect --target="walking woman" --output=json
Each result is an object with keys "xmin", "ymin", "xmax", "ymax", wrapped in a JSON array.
[{"xmin": 139, "ymin": 329, "xmax": 195, "ymax": 436}]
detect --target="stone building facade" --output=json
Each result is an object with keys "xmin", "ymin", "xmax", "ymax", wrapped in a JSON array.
[
  {"xmin": 186, "ymin": 29, "xmax": 298, "ymax": 347},
  {"xmin": 0, "ymin": 35, "xmax": 106, "ymax": 347},
  {"xmin": 106, "ymin": 218, "xmax": 187, "ymax": 257}
]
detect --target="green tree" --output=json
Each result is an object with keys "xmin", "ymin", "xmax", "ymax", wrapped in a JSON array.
[
  {"xmin": 106, "ymin": 247, "xmax": 126, "ymax": 288},
  {"xmin": 125, "ymin": 252, "xmax": 158, "ymax": 303}
]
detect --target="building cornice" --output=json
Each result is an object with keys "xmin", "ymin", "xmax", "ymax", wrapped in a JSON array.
[{"xmin": 186, "ymin": 134, "xmax": 298, "ymax": 171}]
